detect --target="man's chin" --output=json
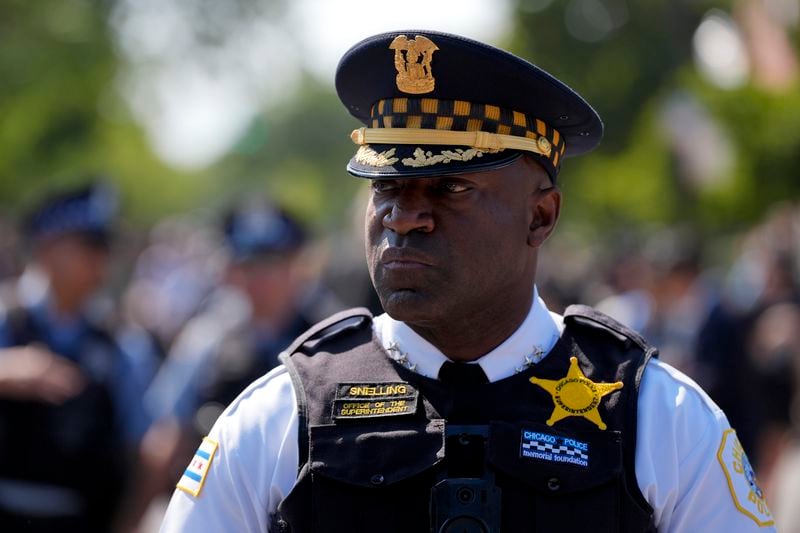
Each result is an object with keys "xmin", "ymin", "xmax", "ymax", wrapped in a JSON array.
[{"xmin": 379, "ymin": 289, "xmax": 440, "ymax": 324}]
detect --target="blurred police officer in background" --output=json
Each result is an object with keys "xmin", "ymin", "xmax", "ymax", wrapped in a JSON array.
[
  {"xmin": 0, "ymin": 183, "xmax": 137, "ymax": 533},
  {"xmin": 202, "ymin": 200, "xmax": 317, "ymax": 413},
  {"xmin": 146, "ymin": 198, "xmax": 318, "ymax": 437},
  {"xmin": 131, "ymin": 199, "xmax": 335, "ymax": 525},
  {"xmin": 160, "ymin": 30, "xmax": 776, "ymax": 532}
]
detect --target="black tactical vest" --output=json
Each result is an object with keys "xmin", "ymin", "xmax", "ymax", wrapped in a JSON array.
[
  {"xmin": 0, "ymin": 304, "xmax": 126, "ymax": 533},
  {"xmin": 275, "ymin": 306, "xmax": 656, "ymax": 533}
]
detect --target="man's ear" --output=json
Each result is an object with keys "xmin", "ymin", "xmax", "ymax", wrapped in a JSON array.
[{"xmin": 528, "ymin": 186, "xmax": 561, "ymax": 248}]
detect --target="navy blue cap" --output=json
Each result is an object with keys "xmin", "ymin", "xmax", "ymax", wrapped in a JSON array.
[
  {"xmin": 336, "ymin": 30, "xmax": 603, "ymax": 181},
  {"xmin": 26, "ymin": 183, "xmax": 118, "ymax": 245},
  {"xmin": 224, "ymin": 201, "xmax": 306, "ymax": 261}
]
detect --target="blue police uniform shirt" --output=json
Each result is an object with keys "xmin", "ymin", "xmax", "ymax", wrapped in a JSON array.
[{"xmin": 0, "ymin": 269, "xmax": 152, "ymax": 445}]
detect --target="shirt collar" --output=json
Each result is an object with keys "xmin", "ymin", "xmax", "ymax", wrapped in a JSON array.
[{"xmin": 372, "ymin": 286, "xmax": 563, "ymax": 382}]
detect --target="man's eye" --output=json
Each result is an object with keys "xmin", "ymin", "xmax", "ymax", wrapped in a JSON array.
[
  {"xmin": 371, "ymin": 180, "xmax": 400, "ymax": 193},
  {"xmin": 440, "ymin": 181, "xmax": 470, "ymax": 193}
]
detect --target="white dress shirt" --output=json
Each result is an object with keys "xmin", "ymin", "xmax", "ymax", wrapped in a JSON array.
[{"xmin": 160, "ymin": 289, "xmax": 776, "ymax": 532}]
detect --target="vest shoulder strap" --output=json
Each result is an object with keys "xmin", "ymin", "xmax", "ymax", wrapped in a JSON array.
[
  {"xmin": 563, "ymin": 304, "xmax": 652, "ymax": 353},
  {"xmin": 279, "ymin": 307, "xmax": 374, "ymax": 472},
  {"xmin": 564, "ymin": 304, "xmax": 656, "ymax": 519},
  {"xmin": 281, "ymin": 307, "xmax": 373, "ymax": 358}
]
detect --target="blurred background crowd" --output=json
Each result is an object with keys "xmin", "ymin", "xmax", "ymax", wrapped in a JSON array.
[{"xmin": 1, "ymin": 0, "xmax": 799, "ymax": 531}]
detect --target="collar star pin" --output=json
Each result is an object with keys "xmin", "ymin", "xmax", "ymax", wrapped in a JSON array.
[
  {"xmin": 515, "ymin": 345, "xmax": 546, "ymax": 373},
  {"xmin": 530, "ymin": 356, "xmax": 623, "ymax": 430},
  {"xmin": 386, "ymin": 341, "xmax": 412, "ymax": 368},
  {"xmin": 531, "ymin": 345, "xmax": 545, "ymax": 363}
]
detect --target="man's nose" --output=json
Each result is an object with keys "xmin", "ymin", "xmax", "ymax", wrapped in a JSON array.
[{"xmin": 382, "ymin": 194, "xmax": 434, "ymax": 235}]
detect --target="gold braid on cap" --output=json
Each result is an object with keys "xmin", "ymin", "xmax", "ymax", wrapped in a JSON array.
[
  {"xmin": 351, "ymin": 127, "xmax": 553, "ymax": 157},
  {"xmin": 350, "ymin": 97, "xmax": 566, "ymax": 167}
]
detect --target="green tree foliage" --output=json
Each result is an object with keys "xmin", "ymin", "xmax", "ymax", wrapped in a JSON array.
[
  {"xmin": 218, "ymin": 77, "xmax": 365, "ymax": 231},
  {"xmin": 690, "ymin": 77, "xmax": 800, "ymax": 229},
  {"xmin": 0, "ymin": 0, "xmax": 115, "ymax": 203},
  {"xmin": 2, "ymin": 0, "xmax": 797, "ymax": 236},
  {"xmin": 0, "ymin": 0, "xmax": 215, "ymax": 224},
  {"xmin": 510, "ymin": 0, "xmax": 800, "ymax": 235}
]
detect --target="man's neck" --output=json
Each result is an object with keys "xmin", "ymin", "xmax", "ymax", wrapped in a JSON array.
[
  {"xmin": 48, "ymin": 288, "xmax": 85, "ymax": 320},
  {"xmin": 406, "ymin": 289, "xmax": 535, "ymax": 362}
]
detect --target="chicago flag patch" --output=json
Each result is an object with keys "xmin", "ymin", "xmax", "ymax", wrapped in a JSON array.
[{"xmin": 177, "ymin": 437, "xmax": 218, "ymax": 497}]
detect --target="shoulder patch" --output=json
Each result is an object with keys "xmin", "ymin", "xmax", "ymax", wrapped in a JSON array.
[
  {"xmin": 282, "ymin": 307, "xmax": 372, "ymax": 357},
  {"xmin": 564, "ymin": 304, "xmax": 649, "ymax": 351},
  {"xmin": 717, "ymin": 429, "xmax": 774, "ymax": 527},
  {"xmin": 176, "ymin": 436, "xmax": 218, "ymax": 498}
]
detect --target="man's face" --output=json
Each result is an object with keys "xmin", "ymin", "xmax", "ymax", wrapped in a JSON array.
[
  {"xmin": 227, "ymin": 254, "xmax": 299, "ymax": 318},
  {"xmin": 365, "ymin": 156, "xmax": 556, "ymax": 327},
  {"xmin": 38, "ymin": 234, "xmax": 110, "ymax": 302}
]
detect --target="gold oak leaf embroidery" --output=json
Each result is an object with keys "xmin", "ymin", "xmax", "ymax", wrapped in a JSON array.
[
  {"xmin": 530, "ymin": 357, "xmax": 623, "ymax": 430},
  {"xmin": 355, "ymin": 146, "xmax": 399, "ymax": 167},
  {"xmin": 401, "ymin": 147, "xmax": 495, "ymax": 168}
]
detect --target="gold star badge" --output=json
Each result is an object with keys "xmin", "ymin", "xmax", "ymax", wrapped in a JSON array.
[{"xmin": 530, "ymin": 357, "xmax": 623, "ymax": 430}]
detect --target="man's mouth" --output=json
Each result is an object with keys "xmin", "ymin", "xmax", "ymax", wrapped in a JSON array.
[{"xmin": 380, "ymin": 247, "xmax": 435, "ymax": 269}]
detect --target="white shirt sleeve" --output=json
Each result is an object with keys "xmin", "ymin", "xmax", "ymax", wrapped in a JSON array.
[
  {"xmin": 636, "ymin": 359, "xmax": 776, "ymax": 532},
  {"xmin": 159, "ymin": 365, "xmax": 299, "ymax": 533}
]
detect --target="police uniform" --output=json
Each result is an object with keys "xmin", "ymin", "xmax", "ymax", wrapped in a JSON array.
[
  {"xmin": 146, "ymin": 201, "xmax": 313, "ymax": 433},
  {"xmin": 0, "ymin": 185, "xmax": 130, "ymax": 533},
  {"xmin": 160, "ymin": 30, "xmax": 776, "ymax": 532}
]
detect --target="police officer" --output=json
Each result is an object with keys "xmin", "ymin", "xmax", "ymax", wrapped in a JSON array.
[
  {"xmin": 0, "ymin": 184, "xmax": 131, "ymax": 533},
  {"xmin": 160, "ymin": 31, "xmax": 776, "ymax": 532},
  {"xmin": 146, "ymin": 199, "xmax": 316, "ymax": 434}
]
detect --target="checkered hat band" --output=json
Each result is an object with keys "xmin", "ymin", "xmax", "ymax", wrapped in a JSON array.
[{"xmin": 369, "ymin": 98, "xmax": 566, "ymax": 165}]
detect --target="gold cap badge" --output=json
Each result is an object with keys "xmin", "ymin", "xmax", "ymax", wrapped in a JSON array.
[
  {"xmin": 530, "ymin": 357, "xmax": 623, "ymax": 430},
  {"xmin": 389, "ymin": 35, "xmax": 439, "ymax": 94}
]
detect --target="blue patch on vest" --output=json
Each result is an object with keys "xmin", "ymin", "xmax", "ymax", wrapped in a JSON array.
[{"xmin": 520, "ymin": 429, "xmax": 589, "ymax": 468}]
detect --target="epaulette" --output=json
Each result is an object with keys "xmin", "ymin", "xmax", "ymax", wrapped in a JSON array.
[
  {"xmin": 283, "ymin": 307, "xmax": 373, "ymax": 356},
  {"xmin": 563, "ymin": 304, "xmax": 650, "ymax": 352}
]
